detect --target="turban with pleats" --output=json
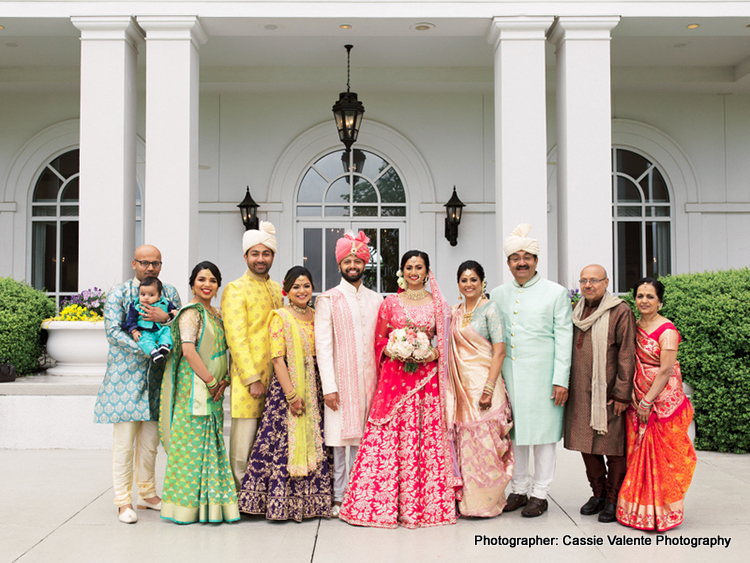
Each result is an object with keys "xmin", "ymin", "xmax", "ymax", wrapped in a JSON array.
[
  {"xmin": 503, "ymin": 223, "xmax": 540, "ymax": 257},
  {"xmin": 242, "ymin": 220, "xmax": 277, "ymax": 254},
  {"xmin": 335, "ymin": 231, "xmax": 371, "ymax": 264}
]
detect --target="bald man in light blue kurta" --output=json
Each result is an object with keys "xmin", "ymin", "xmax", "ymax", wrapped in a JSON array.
[{"xmin": 490, "ymin": 223, "xmax": 573, "ymax": 518}]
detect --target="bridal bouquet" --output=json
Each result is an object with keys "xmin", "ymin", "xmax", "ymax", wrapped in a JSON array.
[{"xmin": 386, "ymin": 327, "xmax": 434, "ymax": 372}]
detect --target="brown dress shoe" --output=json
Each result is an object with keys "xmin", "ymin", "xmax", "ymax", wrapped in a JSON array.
[
  {"xmin": 504, "ymin": 493, "xmax": 528, "ymax": 512},
  {"xmin": 521, "ymin": 497, "xmax": 548, "ymax": 517}
]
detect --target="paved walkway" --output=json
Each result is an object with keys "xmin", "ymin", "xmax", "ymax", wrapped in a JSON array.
[{"xmin": 2, "ymin": 445, "xmax": 747, "ymax": 563}]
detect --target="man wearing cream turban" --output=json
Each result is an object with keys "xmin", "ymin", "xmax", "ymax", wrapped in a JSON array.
[
  {"xmin": 314, "ymin": 231, "xmax": 383, "ymax": 516},
  {"xmin": 489, "ymin": 223, "xmax": 573, "ymax": 517},
  {"xmin": 221, "ymin": 221, "xmax": 283, "ymax": 489}
]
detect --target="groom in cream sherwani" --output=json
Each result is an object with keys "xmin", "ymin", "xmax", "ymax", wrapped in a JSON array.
[{"xmin": 315, "ymin": 231, "xmax": 383, "ymax": 517}]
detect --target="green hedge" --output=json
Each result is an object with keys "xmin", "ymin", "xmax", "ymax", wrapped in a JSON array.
[
  {"xmin": 623, "ymin": 269, "xmax": 750, "ymax": 453},
  {"xmin": 0, "ymin": 277, "xmax": 55, "ymax": 375}
]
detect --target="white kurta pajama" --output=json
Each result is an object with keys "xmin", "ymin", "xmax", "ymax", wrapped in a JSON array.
[
  {"xmin": 314, "ymin": 280, "xmax": 382, "ymax": 501},
  {"xmin": 490, "ymin": 273, "xmax": 573, "ymax": 499}
]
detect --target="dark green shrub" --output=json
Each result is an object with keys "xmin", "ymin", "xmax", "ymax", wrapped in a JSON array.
[
  {"xmin": 0, "ymin": 277, "xmax": 55, "ymax": 375},
  {"xmin": 624, "ymin": 269, "xmax": 750, "ymax": 453}
]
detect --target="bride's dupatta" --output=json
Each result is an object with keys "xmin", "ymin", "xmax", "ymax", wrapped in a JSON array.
[
  {"xmin": 617, "ymin": 322, "xmax": 696, "ymax": 532},
  {"xmin": 369, "ymin": 270, "xmax": 448, "ymax": 425},
  {"xmin": 368, "ymin": 270, "xmax": 461, "ymax": 488}
]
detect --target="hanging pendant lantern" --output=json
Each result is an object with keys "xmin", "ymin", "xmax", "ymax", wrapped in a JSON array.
[{"xmin": 332, "ymin": 45, "xmax": 365, "ymax": 153}]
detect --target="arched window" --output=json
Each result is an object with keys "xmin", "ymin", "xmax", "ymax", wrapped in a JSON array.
[
  {"xmin": 30, "ymin": 149, "xmax": 80, "ymax": 305},
  {"xmin": 296, "ymin": 148, "xmax": 406, "ymax": 294},
  {"xmin": 30, "ymin": 148, "xmax": 143, "ymax": 305},
  {"xmin": 612, "ymin": 148, "xmax": 673, "ymax": 293}
]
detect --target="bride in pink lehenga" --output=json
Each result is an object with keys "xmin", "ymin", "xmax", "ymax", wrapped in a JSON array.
[{"xmin": 339, "ymin": 250, "xmax": 460, "ymax": 529}]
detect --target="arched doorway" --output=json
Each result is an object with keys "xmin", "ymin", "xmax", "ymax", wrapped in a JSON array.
[
  {"xmin": 266, "ymin": 121, "xmax": 437, "ymax": 282},
  {"xmin": 295, "ymin": 148, "xmax": 407, "ymax": 294}
]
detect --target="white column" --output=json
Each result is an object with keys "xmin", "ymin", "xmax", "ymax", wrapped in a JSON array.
[
  {"xmin": 548, "ymin": 16, "xmax": 620, "ymax": 287},
  {"xmin": 487, "ymin": 17, "xmax": 554, "ymax": 283},
  {"xmin": 138, "ymin": 16, "xmax": 206, "ymax": 298},
  {"xmin": 72, "ymin": 17, "xmax": 143, "ymax": 290}
]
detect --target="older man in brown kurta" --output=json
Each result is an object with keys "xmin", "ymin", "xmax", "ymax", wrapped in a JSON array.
[{"xmin": 564, "ymin": 265, "xmax": 636, "ymax": 523}]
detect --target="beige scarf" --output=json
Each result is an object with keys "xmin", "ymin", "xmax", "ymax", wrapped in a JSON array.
[{"xmin": 572, "ymin": 292, "xmax": 622, "ymax": 434}]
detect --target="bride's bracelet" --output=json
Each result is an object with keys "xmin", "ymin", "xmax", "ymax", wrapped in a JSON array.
[{"xmin": 638, "ymin": 397, "xmax": 653, "ymax": 410}]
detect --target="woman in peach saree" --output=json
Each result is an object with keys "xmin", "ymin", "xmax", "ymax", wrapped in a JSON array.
[{"xmin": 446, "ymin": 260, "xmax": 513, "ymax": 517}]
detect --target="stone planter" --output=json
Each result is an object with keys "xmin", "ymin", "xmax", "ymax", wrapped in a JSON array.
[{"xmin": 42, "ymin": 320, "xmax": 108, "ymax": 377}]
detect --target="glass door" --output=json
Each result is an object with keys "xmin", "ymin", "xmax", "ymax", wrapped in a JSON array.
[{"xmin": 298, "ymin": 223, "xmax": 403, "ymax": 296}]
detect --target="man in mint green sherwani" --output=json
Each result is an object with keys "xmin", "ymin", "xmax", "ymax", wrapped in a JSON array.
[{"xmin": 490, "ymin": 224, "xmax": 573, "ymax": 518}]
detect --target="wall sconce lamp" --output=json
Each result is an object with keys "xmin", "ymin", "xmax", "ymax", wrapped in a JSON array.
[
  {"xmin": 238, "ymin": 186, "xmax": 259, "ymax": 231},
  {"xmin": 444, "ymin": 186, "xmax": 465, "ymax": 246}
]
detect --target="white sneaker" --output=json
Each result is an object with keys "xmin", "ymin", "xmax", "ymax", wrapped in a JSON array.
[
  {"xmin": 118, "ymin": 507, "xmax": 138, "ymax": 524},
  {"xmin": 331, "ymin": 504, "xmax": 341, "ymax": 518}
]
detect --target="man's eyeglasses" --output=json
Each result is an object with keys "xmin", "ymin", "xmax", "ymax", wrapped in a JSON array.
[
  {"xmin": 579, "ymin": 278, "xmax": 606, "ymax": 286},
  {"xmin": 134, "ymin": 260, "xmax": 162, "ymax": 268}
]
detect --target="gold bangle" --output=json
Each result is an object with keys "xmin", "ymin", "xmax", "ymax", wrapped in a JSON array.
[
  {"xmin": 206, "ymin": 376, "xmax": 218, "ymax": 389},
  {"xmin": 285, "ymin": 390, "xmax": 299, "ymax": 404}
]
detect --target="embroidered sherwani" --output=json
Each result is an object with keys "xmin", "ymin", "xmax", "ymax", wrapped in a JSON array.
[
  {"xmin": 221, "ymin": 270, "xmax": 283, "ymax": 418},
  {"xmin": 490, "ymin": 274, "xmax": 573, "ymax": 445},
  {"xmin": 490, "ymin": 273, "xmax": 572, "ymax": 499},
  {"xmin": 564, "ymin": 300, "xmax": 636, "ymax": 456},
  {"xmin": 94, "ymin": 279, "xmax": 182, "ymax": 423},
  {"xmin": 314, "ymin": 280, "xmax": 383, "ymax": 446}
]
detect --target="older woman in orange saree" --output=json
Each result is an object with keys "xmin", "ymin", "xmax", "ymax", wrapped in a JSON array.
[{"xmin": 616, "ymin": 278, "xmax": 696, "ymax": 532}]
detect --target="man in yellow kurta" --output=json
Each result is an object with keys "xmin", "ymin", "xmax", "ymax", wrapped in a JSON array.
[{"xmin": 221, "ymin": 221, "xmax": 283, "ymax": 489}]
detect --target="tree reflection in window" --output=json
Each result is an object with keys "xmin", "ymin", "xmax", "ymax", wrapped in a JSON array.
[{"xmin": 297, "ymin": 149, "xmax": 406, "ymax": 217}]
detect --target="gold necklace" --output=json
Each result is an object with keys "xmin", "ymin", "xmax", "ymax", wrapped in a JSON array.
[
  {"xmin": 289, "ymin": 303, "xmax": 309, "ymax": 315},
  {"xmin": 638, "ymin": 314, "xmax": 660, "ymax": 331},
  {"xmin": 404, "ymin": 287, "xmax": 428, "ymax": 300},
  {"xmin": 462, "ymin": 298, "xmax": 485, "ymax": 327}
]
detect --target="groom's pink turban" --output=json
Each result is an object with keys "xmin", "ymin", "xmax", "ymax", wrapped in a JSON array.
[{"xmin": 335, "ymin": 231, "xmax": 371, "ymax": 264}]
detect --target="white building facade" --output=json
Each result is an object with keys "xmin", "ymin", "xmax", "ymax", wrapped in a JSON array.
[{"xmin": 1, "ymin": 1, "xmax": 749, "ymax": 303}]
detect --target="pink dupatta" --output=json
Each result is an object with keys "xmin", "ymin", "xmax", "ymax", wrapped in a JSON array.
[{"xmin": 367, "ymin": 270, "xmax": 460, "ymax": 487}]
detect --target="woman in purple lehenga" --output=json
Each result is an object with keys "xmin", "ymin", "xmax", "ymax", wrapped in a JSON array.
[{"xmin": 237, "ymin": 267, "xmax": 332, "ymax": 521}]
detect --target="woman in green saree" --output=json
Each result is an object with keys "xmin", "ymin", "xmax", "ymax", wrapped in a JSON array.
[{"xmin": 159, "ymin": 261, "xmax": 239, "ymax": 524}]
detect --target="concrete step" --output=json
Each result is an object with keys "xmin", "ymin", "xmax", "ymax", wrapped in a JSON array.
[{"xmin": 0, "ymin": 372, "xmax": 233, "ymax": 449}]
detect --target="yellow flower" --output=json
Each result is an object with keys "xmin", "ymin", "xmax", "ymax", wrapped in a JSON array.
[{"xmin": 51, "ymin": 304, "xmax": 103, "ymax": 322}]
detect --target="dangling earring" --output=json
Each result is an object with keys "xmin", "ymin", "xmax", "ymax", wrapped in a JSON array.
[
  {"xmin": 458, "ymin": 293, "xmax": 463, "ymax": 300},
  {"xmin": 482, "ymin": 279, "xmax": 487, "ymax": 295},
  {"xmin": 658, "ymin": 303, "xmax": 663, "ymax": 311}
]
